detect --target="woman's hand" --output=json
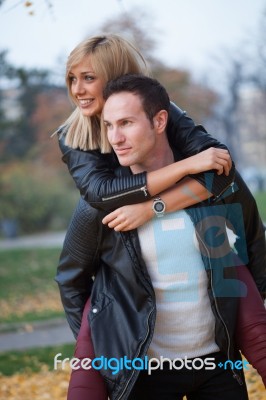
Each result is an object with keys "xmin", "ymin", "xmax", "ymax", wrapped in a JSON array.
[
  {"xmin": 102, "ymin": 201, "xmax": 154, "ymax": 231},
  {"xmin": 186, "ymin": 147, "xmax": 232, "ymax": 176}
]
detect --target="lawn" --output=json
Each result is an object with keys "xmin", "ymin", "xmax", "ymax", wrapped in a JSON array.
[
  {"xmin": 254, "ymin": 192, "xmax": 266, "ymax": 222},
  {"xmin": 0, "ymin": 344, "xmax": 74, "ymax": 400},
  {"xmin": 0, "ymin": 248, "xmax": 64, "ymax": 324},
  {"xmin": 0, "ymin": 344, "xmax": 74, "ymax": 376}
]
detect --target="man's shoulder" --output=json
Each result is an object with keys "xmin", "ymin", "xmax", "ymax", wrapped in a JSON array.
[{"xmin": 72, "ymin": 197, "xmax": 105, "ymax": 222}]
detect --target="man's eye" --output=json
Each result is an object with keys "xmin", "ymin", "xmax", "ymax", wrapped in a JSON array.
[
  {"xmin": 104, "ymin": 122, "xmax": 112, "ymax": 129},
  {"xmin": 122, "ymin": 120, "xmax": 130, "ymax": 126}
]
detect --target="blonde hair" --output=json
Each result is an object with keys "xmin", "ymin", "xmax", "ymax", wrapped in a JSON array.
[{"xmin": 63, "ymin": 34, "xmax": 150, "ymax": 152}]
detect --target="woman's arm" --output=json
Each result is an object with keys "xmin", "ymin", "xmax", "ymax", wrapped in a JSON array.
[
  {"xmin": 102, "ymin": 177, "xmax": 211, "ymax": 231},
  {"xmin": 166, "ymin": 102, "xmax": 235, "ymax": 197},
  {"xmin": 59, "ymin": 134, "xmax": 149, "ymax": 210},
  {"xmin": 58, "ymin": 105, "xmax": 234, "ymax": 210},
  {"xmin": 145, "ymin": 147, "xmax": 230, "ymax": 196},
  {"xmin": 59, "ymin": 135, "xmax": 224, "ymax": 204}
]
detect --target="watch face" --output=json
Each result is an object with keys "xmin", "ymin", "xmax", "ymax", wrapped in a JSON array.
[{"xmin": 154, "ymin": 201, "xmax": 165, "ymax": 213}]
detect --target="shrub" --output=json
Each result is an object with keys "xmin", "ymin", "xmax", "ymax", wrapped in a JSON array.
[{"xmin": 0, "ymin": 162, "xmax": 78, "ymax": 236}]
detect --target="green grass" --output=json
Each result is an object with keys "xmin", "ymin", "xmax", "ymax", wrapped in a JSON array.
[
  {"xmin": 0, "ymin": 343, "xmax": 74, "ymax": 376},
  {"xmin": 254, "ymin": 192, "xmax": 266, "ymax": 222},
  {"xmin": 1, "ymin": 311, "xmax": 64, "ymax": 326},
  {"xmin": 0, "ymin": 248, "xmax": 60, "ymax": 299},
  {"xmin": 0, "ymin": 248, "xmax": 64, "ymax": 324}
]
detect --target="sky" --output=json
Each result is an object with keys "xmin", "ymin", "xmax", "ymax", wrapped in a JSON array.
[{"xmin": 0, "ymin": 0, "xmax": 266, "ymax": 82}]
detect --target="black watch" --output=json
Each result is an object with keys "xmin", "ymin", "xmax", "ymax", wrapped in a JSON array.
[{"xmin": 152, "ymin": 197, "xmax": 166, "ymax": 217}]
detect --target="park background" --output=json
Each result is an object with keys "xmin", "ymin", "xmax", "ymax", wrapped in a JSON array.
[{"xmin": 0, "ymin": 0, "xmax": 266, "ymax": 398}]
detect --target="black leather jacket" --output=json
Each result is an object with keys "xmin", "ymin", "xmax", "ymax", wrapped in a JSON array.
[
  {"xmin": 56, "ymin": 169, "xmax": 266, "ymax": 400},
  {"xmin": 58, "ymin": 103, "xmax": 235, "ymax": 210},
  {"xmin": 57, "ymin": 102, "xmax": 265, "ymax": 294},
  {"xmin": 56, "ymin": 103, "xmax": 265, "ymax": 398}
]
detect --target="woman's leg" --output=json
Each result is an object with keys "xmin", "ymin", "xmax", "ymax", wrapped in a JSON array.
[
  {"xmin": 236, "ymin": 265, "xmax": 266, "ymax": 387},
  {"xmin": 67, "ymin": 297, "xmax": 108, "ymax": 400}
]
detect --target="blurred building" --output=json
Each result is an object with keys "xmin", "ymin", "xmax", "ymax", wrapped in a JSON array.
[
  {"xmin": 1, "ymin": 87, "xmax": 22, "ymax": 120},
  {"xmin": 236, "ymin": 87, "xmax": 266, "ymax": 191},
  {"xmin": 237, "ymin": 87, "xmax": 266, "ymax": 169}
]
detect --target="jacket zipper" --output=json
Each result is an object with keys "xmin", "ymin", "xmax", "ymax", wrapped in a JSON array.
[
  {"xmin": 116, "ymin": 306, "xmax": 155, "ymax": 400},
  {"xmin": 212, "ymin": 181, "xmax": 235, "ymax": 203},
  {"xmin": 195, "ymin": 231, "xmax": 243, "ymax": 385},
  {"xmin": 102, "ymin": 185, "xmax": 148, "ymax": 202}
]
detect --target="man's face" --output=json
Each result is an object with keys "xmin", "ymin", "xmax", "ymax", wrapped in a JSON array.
[{"xmin": 103, "ymin": 92, "xmax": 158, "ymax": 172}]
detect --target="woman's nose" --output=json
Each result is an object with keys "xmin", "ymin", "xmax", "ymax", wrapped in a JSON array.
[{"xmin": 72, "ymin": 80, "xmax": 85, "ymax": 96}]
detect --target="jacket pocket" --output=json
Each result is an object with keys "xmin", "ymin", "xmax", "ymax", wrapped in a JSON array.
[{"xmin": 89, "ymin": 292, "xmax": 113, "ymax": 321}]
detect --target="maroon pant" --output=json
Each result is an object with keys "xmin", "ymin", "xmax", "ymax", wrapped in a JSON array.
[
  {"xmin": 67, "ymin": 298, "xmax": 108, "ymax": 400},
  {"xmin": 67, "ymin": 265, "xmax": 266, "ymax": 399},
  {"xmin": 236, "ymin": 265, "xmax": 266, "ymax": 386}
]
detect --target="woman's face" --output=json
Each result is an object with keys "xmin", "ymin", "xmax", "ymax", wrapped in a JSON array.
[{"xmin": 69, "ymin": 56, "xmax": 105, "ymax": 117}]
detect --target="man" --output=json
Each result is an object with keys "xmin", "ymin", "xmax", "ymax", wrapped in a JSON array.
[{"xmin": 56, "ymin": 75, "xmax": 266, "ymax": 399}]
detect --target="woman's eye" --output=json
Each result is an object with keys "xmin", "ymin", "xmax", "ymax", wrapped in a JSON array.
[
  {"xmin": 85, "ymin": 75, "xmax": 94, "ymax": 81},
  {"xmin": 69, "ymin": 76, "xmax": 76, "ymax": 83}
]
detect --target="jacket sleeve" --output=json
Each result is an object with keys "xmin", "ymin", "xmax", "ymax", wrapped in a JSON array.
[
  {"xmin": 58, "ymin": 103, "xmax": 235, "ymax": 211},
  {"xmin": 58, "ymin": 134, "xmax": 150, "ymax": 211},
  {"xmin": 55, "ymin": 198, "xmax": 101, "ymax": 338},
  {"xmin": 221, "ymin": 170, "xmax": 266, "ymax": 297},
  {"xmin": 167, "ymin": 102, "xmax": 235, "ymax": 198}
]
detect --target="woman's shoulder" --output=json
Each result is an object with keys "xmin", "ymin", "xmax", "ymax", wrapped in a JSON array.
[{"xmin": 56, "ymin": 124, "xmax": 68, "ymax": 137}]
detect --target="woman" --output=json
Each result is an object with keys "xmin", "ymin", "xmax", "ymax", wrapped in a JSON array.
[{"xmin": 56, "ymin": 34, "xmax": 266, "ymax": 398}]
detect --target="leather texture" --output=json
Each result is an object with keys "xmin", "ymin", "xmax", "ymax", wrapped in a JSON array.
[
  {"xmin": 58, "ymin": 102, "xmax": 235, "ymax": 210},
  {"xmin": 55, "ymin": 180, "xmax": 266, "ymax": 398}
]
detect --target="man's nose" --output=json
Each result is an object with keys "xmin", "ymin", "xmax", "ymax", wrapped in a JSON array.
[{"xmin": 109, "ymin": 127, "xmax": 125, "ymax": 145}]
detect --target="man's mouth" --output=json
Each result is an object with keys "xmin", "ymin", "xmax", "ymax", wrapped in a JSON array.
[{"xmin": 115, "ymin": 147, "xmax": 131, "ymax": 155}]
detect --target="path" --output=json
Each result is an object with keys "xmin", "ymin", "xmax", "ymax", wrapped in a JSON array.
[
  {"xmin": 0, "ymin": 231, "xmax": 66, "ymax": 250},
  {"xmin": 0, "ymin": 319, "xmax": 74, "ymax": 352},
  {"xmin": 0, "ymin": 231, "xmax": 73, "ymax": 353}
]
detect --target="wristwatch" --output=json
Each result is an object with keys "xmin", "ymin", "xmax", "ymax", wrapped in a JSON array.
[{"xmin": 152, "ymin": 197, "xmax": 166, "ymax": 217}]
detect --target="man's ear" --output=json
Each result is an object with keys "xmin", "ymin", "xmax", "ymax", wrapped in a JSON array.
[{"xmin": 154, "ymin": 110, "xmax": 168, "ymax": 133}]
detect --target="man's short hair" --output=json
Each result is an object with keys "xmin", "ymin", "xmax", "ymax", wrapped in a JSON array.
[{"xmin": 103, "ymin": 74, "xmax": 170, "ymax": 125}]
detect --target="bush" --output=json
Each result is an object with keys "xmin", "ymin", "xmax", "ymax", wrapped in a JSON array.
[
  {"xmin": 0, "ymin": 162, "xmax": 78, "ymax": 235},
  {"xmin": 254, "ymin": 192, "xmax": 266, "ymax": 223}
]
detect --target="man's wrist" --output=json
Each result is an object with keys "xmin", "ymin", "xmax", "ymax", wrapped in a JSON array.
[{"xmin": 152, "ymin": 197, "xmax": 166, "ymax": 217}]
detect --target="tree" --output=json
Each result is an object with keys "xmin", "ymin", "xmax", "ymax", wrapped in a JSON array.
[
  {"xmin": 0, "ymin": 63, "xmax": 52, "ymax": 161},
  {"xmin": 208, "ymin": 6, "xmax": 266, "ymax": 171},
  {"xmin": 248, "ymin": 8, "xmax": 266, "ymax": 92},
  {"xmin": 30, "ymin": 86, "xmax": 72, "ymax": 167},
  {"xmin": 0, "ymin": 0, "xmax": 53, "ymax": 16},
  {"xmin": 211, "ymin": 56, "xmax": 243, "ymax": 165},
  {"xmin": 96, "ymin": 11, "xmax": 217, "ymax": 122},
  {"xmin": 154, "ymin": 66, "xmax": 218, "ymax": 123},
  {"xmin": 0, "ymin": 51, "xmax": 18, "ymax": 157},
  {"xmin": 97, "ymin": 8, "xmax": 161, "ymax": 68}
]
